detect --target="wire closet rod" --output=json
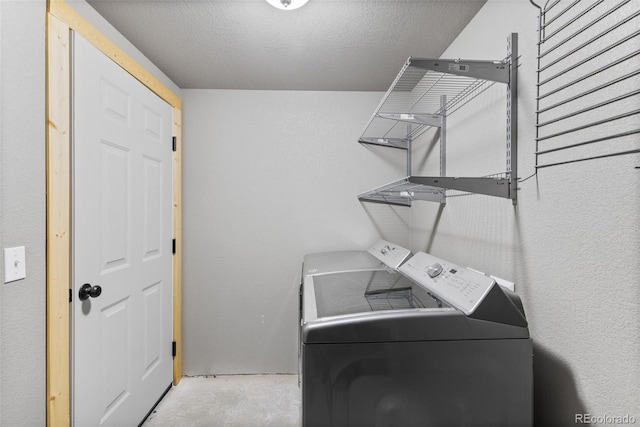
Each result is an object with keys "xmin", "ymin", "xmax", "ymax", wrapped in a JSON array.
[
  {"xmin": 539, "ymin": 0, "xmax": 630, "ymax": 58},
  {"xmin": 537, "ymin": 68, "xmax": 640, "ymax": 113},
  {"xmin": 538, "ymin": 8, "xmax": 640, "ymax": 72},
  {"xmin": 536, "ymin": 89, "xmax": 640, "ymax": 128},
  {"xmin": 545, "ymin": 0, "xmax": 561, "ymax": 13},
  {"xmin": 536, "ymin": 129, "xmax": 640, "ymax": 155},
  {"xmin": 537, "ymin": 29, "xmax": 640, "ymax": 87},
  {"xmin": 528, "ymin": 0, "xmax": 543, "ymax": 12},
  {"xmin": 538, "ymin": 49, "xmax": 640, "ymax": 99},
  {"xmin": 535, "ymin": 149, "xmax": 640, "ymax": 169},
  {"xmin": 539, "ymin": 0, "xmax": 603, "ymax": 44},
  {"xmin": 536, "ymin": 109, "xmax": 640, "ymax": 142},
  {"xmin": 542, "ymin": 0, "xmax": 590, "ymax": 29}
]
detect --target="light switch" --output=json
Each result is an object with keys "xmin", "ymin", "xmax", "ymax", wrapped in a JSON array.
[{"xmin": 4, "ymin": 246, "xmax": 26, "ymax": 283}]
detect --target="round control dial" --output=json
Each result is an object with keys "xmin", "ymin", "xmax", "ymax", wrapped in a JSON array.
[{"xmin": 426, "ymin": 263, "xmax": 443, "ymax": 278}]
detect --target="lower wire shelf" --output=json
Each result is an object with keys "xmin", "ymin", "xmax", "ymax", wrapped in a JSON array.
[
  {"xmin": 359, "ymin": 174, "xmax": 514, "ymax": 206},
  {"xmin": 358, "ymin": 177, "xmax": 446, "ymax": 207}
]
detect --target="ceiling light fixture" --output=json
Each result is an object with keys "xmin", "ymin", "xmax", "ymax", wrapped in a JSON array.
[{"xmin": 266, "ymin": 0, "xmax": 309, "ymax": 10}]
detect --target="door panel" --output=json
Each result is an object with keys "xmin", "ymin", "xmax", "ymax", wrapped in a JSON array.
[
  {"xmin": 73, "ymin": 31, "xmax": 173, "ymax": 426},
  {"xmin": 142, "ymin": 157, "xmax": 162, "ymax": 259},
  {"xmin": 101, "ymin": 298, "xmax": 131, "ymax": 420},
  {"xmin": 100, "ymin": 141, "xmax": 130, "ymax": 271},
  {"xmin": 142, "ymin": 282, "xmax": 162, "ymax": 375},
  {"xmin": 100, "ymin": 78, "xmax": 130, "ymax": 125}
]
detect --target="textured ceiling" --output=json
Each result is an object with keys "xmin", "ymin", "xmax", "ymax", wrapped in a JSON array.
[{"xmin": 87, "ymin": 0, "xmax": 486, "ymax": 91}]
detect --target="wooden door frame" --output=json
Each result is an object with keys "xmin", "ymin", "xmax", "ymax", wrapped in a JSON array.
[{"xmin": 46, "ymin": 1, "xmax": 182, "ymax": 425}]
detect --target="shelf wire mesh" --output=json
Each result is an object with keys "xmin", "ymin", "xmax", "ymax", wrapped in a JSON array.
[
  {"xmin": 361, "ymin": 58, "xmax": 502, "ymax": 142},
  {"xmin": 358, "ymin": 177, "xmax": 445, "ymax": 206}
]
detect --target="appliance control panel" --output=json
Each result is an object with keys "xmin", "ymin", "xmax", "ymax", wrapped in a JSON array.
[
  {"xmin": 367, "ymin": 240, "xmax": 411, "ymax": 270},
  {"xmin": 399, "ymin": 252, "xmax": 495, "ymax": 315}
]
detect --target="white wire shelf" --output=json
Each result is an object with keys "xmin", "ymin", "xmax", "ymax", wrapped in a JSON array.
[
  {"xmin": 358, "ymin": 33, "xmax": 518, "ymax": 206},
  {"xmin": 358, "ymin": 177, "xmax": 446, "ymax": 207},
  {"xmin": 359, "ymin": 57, "xmax": 508, "ymax": 146},
  {"xmin": 358, "ymin": 172, "xmax": 513, "ymax": 207}
]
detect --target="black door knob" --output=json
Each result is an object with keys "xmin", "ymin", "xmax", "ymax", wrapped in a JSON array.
[{"xmin": 79, "ymin": 283, "xmax": 102, "ymax": 301}]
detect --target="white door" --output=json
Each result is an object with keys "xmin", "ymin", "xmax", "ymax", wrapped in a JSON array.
[{"xmin": 73, "ymin": 32, "xmax": 173, "ymax": 426}]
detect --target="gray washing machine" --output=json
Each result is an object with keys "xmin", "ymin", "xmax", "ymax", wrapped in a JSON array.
[{"xmin": 300, "ymin": 244, "xmax": 533, "ymax": 427}]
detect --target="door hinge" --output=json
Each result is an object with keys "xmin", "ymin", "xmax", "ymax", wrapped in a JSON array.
[
  {"xmin": 69, "ymin": 289, "xmax": 72, "ymax": 303},
  {"xmin": 172, "ymin": 238, "xmax": 176, "ymax": 254},
  {"xmin": 172, "ymin": 136, "xmax": 177, "ymax": 152},
  {"xmin": 172, "ymin": 341, "xmax": 177, "ymax": 358}
]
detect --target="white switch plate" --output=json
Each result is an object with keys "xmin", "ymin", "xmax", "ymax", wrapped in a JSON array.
[{"xmin": 4, "ymin": 246, "xmax": 26, "ymax": 283}]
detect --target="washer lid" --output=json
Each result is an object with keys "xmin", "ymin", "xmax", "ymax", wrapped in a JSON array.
[
  {"xmin": 302, "ymin": 240, "xmax": 412, "ymax": 278},
  {"xmin": 305, "ymin": 269, "xmax": 444, "ymax": 321},
  {"xmin": 302, "ymin": 250, "xmax": 381, "ymax": 278}
]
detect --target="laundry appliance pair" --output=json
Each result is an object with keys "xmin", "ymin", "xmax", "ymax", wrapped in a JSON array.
[{"xmin": 299, "ymin": 240, "xmax": 532, "ymax": 427}]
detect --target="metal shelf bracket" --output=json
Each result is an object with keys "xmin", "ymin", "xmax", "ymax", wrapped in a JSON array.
[
  {"xmin": 408, "ymin": 176, "xmax": 511, "ymax": 199},
  {"xmin": 410, "ymin": 58, "xmax": 510, "ymax": 84}
]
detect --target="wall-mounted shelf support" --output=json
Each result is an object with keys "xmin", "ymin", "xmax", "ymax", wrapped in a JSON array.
[
  {"xmin": 409, "ymin": 176, "xmax": 511, "ymax": 199},
  {"xmin": 406, "ymin": 124, "xmax": 413, "ymax": 176},
  {"xmin": 409, "ymin": 58, "xmax": 510, "ymax": 83},
  {"xmin": 377, "ymin": 113, "xmax": 443, "ymax": 127},
  {"xmin": 358, "ymin": 33, "xmax": 518, "ymax": 206},
  {"xmin": 358, "ymin": 137, "xmax": 408, "ymax": 149},
  {"xmin": 507, "ymin": 33, "xmax": 518, "ymax": 204}
]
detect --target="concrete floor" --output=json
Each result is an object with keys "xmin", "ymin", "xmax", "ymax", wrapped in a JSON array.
[{"xmin": 142, "ymin": 375, "xmax": 301, "ymax": 427}]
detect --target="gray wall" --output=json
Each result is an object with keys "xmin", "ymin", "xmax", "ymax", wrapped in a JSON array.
[
  {"xmin": 1, "ymin": 2, "xmax": 46, "ymax": 425},
  {"xmin": 408, "ymin": 1, "xmax": 639, "ymax": 425},
  {"xmin": 182, "ymin": 89, "xmax": 416, "ymax": 374},
  {"xmin": 0, "ymin": 1, "xmax": 180, "ymax": 424}
]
